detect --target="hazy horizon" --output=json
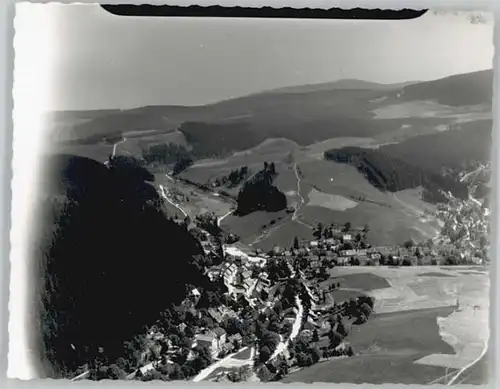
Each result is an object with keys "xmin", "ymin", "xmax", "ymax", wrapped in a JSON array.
[
  {"xmin": 18, "ymin": 5, "xmax": 494, "ymax": 112},
  {"xmin": 46, "ymin": 68, "xmax": 493, "ymax": 114}
]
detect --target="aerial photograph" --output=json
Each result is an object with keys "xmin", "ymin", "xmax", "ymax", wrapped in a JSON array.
[{"xmin": 15, "ymin": 5, "xmax": 492, "ymax": 385}]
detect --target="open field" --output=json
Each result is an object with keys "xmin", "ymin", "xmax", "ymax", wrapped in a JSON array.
[
  {"xmin": 418, "ymin": 272, "xmax": 456, "ymax": 278},
  {"xmin": 180, "ymin": 138, "xmax": 298, "ymax": 186},
  {"xmin": 372, "ymin": 100, "xmax": 491, "ymax": 122},
  {"xmin": 203, "ymin": 152, "xmax": 442, "ymax": 248},
  {"xmin": 329, "ymin": 266, "xmax": 489, "ymax": 312},
  {"xmin": 301, "ymin": 203, "xmax": 437, "ymax": 246},
  {"xmin": 205, "ymin": 152, "xmax": 442, "ymax": 247},
  {"xmin": 221, "ymin": 210, "xmax": 290, "ymax": 245},
  {"xmin": 283, "ymin": 305, "xmax": 458, "ymax": 384},
  {"xmin": 332, "ymin": 272, "xmax": 392, "ymax": 291},
  {"xmin": 307, "ymin": 188, "xmax": 358, "ymax": 211},
  {"xmin": 251, "ymin": 219, "xmax": 314, "ymax": 251},
  {"xmin": 304, "ymin": 137, "xmax": 378, "ymax": 159},
  {"xmin": 329, "ymin": 289, "xmax": 365, "ymax": 303},
  {"xmin": 136, "ymin": 132, "xmax": 443, "ymax": 247},
  {"xmin": 298, "ymin": 158, "xmax": 392, "ymax": 203},
  {"xmin": 180, "ymin": 161, "xmax": 263, "ymax": 190},
  {"xmin": 320, "ymin": 267, "xmax": 489, "ymax": 379},
  {"xmin": 155, "ymin": 174, "xmax": 234, "ymax": 220},
  {"xmin": 292, "ymin": 158, "xmax": 441, "ymax": 245},
  {"xmin": 283, "ymin": 295, "xmax": 489, "ymax": 384},
  {"xmin": 312, "ymin": 272, "xmax": 392, "ymax": 305},
  {"xmin": 283, "ymin": 353, "xmax": 456, "ymax": 384}
]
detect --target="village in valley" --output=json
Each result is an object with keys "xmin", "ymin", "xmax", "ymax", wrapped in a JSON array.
[{"xmin": 73, "ymin": 163, "xmax": 489, "ymax": 383}]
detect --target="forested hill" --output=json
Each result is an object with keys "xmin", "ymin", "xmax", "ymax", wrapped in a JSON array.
[
  {"xmin": 324, "ymin": 147, "xmax": 469, "ymax": 203},
  {"xmin": 379, "ymin": 119, "xmax": 492, "ymax": 174},
  {"xmin": 235, "ymin": 162, "xmax": 287, "ymax": 216},
  {"xmin": 33, "ymin": 154, "xmax": 210, "ymax": 378}
]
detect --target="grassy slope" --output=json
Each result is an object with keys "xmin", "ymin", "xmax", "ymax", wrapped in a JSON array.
[
  {"xmin": 333, "ymin": 273, "xmax": 392, "ymax": 291},
  {"xmin": 295, "ymin": 158, "xmax": 440, "ymax": 245},
  {"xmin": 220, "ymin": 210, "xmax": 290, "ymax": 245},
  {"xmin": 217, "ymin": 152, "xmax": 440, "ymax": 247},
  {"xmin": 282, "ymin": 306, "xmax": 456, "ymax": 384},
  {"xmin": 379, "ymin": 119, "xmax": 492, "ymax": 173},
  {"xmin": 251, "ymin": 220, "xmax": 314, "ymax": 252},
  {"xmin": 395, "ymin": 69, "xmax": 492, "ymax": 107}
]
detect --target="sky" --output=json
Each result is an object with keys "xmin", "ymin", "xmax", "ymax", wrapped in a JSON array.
[{"xmin": 16, "ymin": 5, "xmax": 495, "ymax": 111}]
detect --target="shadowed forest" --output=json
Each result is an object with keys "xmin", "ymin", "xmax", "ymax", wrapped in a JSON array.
[{"xmin": 33, "ymin": 155, "xmax": 217, "ymax": 377}]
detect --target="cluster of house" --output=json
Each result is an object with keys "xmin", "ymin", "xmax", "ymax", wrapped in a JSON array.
[
  {"xmin": 207, "ymin": 257, "xmax": 271, "ymax": 301},
  {"xmin": 132, "ymin": 306, "xmax": 245, "ymax": 378},
  {"xmin": 190, "ymin": 327, "xmax": 243, "ymax": 359},
  {"xmin": 265, "ymin": 235, "xmax": 371, "ymax": 266},
  {"xmin": 435, "ymin": 197, "xmax": 489, "ymax": 264},
  {"xmin": 266, "ymin": 233, "xmax": 479, "ymax": 268}
]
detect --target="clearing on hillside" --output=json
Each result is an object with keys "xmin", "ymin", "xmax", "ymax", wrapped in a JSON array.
[{"xmin": 306, "ymin": 188, "xmax": 358, "ymax": 211}]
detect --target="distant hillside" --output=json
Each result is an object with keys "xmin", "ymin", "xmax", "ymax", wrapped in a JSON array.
[
  {"xmin": 62, "ymin": 108, "xmax": 182, "ymax": 143},
  {"xmin": 379, "ymin": 119, "xmax": 492, "ymax": 173},
  {"xmin": 50, "ymin": 70, "xmax": 492, "ymax": 160},
  {"xmin": 393, "ymin": 69, "xmax": 493, "ymax": 107},
  {"xmin": 45, "ymin": 110, "xmax": 124, "ymax": 142},
  {"xmin": 33, "ymin": 154, "xmax": 213, "ymax": 378},
  {"xmin": 324, "ymin": 147, "xmax": 469, "ymax": 203},
  {"xmin": 259, "ymin": 79, "xmax": 417, "ymax": 95}
]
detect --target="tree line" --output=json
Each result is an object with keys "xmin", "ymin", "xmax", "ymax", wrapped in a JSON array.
[{"xmin": 324, "ymin": 147, "xmax": 469, "ymax": 203}]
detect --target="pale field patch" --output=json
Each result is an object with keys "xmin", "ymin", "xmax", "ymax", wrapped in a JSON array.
[
  {"xmin": 304, "ymin": 137, "xmax": 378, "ymax": 159},
  {"xmin": 330, "ymin": 267, "xmax": 489, "ymax": 371},
  {"xmin": 372, "ymin": 101, "xmax": 491, "ymax": 122},
  {"xmin": 190, "ymin": 159, "xmax": 230, "ymax": 168},
  {"xmin": 306, "ymin": 188, "xmax": 358, "ymax": 211}
]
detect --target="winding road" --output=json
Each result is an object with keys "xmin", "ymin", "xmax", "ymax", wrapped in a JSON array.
[
  {"xmin": 269, "ymin": 295, "xmax": 304, "ymax": 362},
  {"xmin": 158, "ymin": 184, "xmax": 189, "ymax": 219},
  {"xmin": 112, "ymin": 138, "xmax": 127, "ymax": 157},
  {"xmin": 218, "ymin": 209, "xmax": 234, "ymax": 227},
  {"xmin": 292, "ymin": 162, "xmax": 313, "ymax": 229},
  {"xmin": 267, "ymin": 257, "xmax": 305, "ymax": 362},
  {"xmin": 292, "ymin": 162, "xmax": 305, "ymax": 222},
  {"xmin": 103, "ymin": 138, "xmax": 128, "ymax": 166}
]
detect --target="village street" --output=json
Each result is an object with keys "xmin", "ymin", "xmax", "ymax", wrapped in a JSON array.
[
  {"xmin": 192, "ymin": 347, "xmax": 255, "ymax": 382},
  {"xmin": 269, "ymin": 295, "xmax": 304, "ymax": 362}
]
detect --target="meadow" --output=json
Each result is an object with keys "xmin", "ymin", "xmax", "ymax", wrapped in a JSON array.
[
  {"xmin": 282, "ymin": 306, "xmax": 456, "ymax": 384},
  {"xmin": 283, "ymin": 267, "xmax": 489, "ymax": 384},
  {"xmin": 184, "ymin": 148, "xmax": 443, "ymax": 247}
]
